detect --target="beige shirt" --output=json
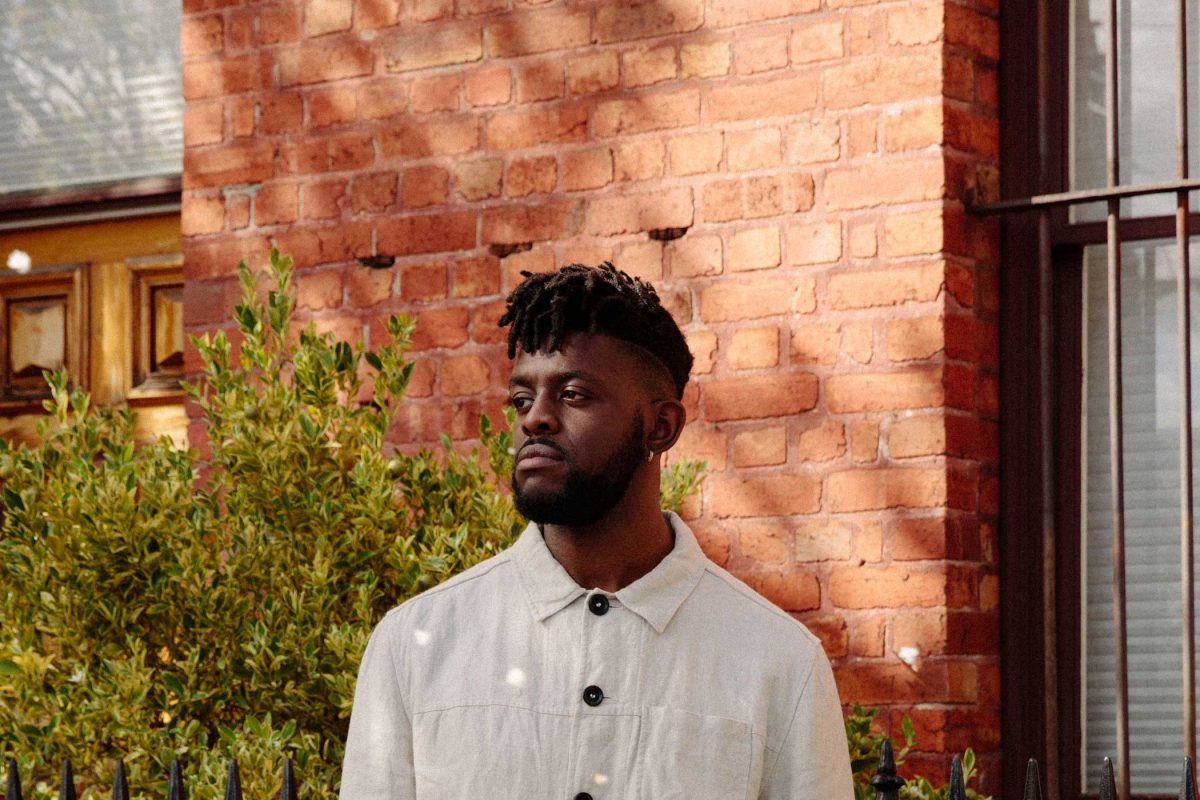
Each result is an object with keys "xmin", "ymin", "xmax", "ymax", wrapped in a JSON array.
[{"xmin": 340, "ymin": 512, "xmax": 853, "ymax": 799}]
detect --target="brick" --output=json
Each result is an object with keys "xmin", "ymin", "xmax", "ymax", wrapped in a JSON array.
[
  {"xmin": 307, "ymin": 86, "xmax": 358, "ymax": 128},
  {"xmin": 294, "ymin": 133, "xmax": 374, "ymax": 173},
  {"xmin": 401, "ymin": 263, "xmax": 447, "ymax": 302},
  {"xmin": 790, "ymin": 322, "xmax": 840, "ymax": 365},
  {"xmin": 306, "ymin": 0, "xmax": 353, "ymax": 36},
  {"xmin": 384, "ymin": 23, "xmax": 482, "ymax": 72},
  {"xmin": 794, "ymin": 519, "xmax": 853, "ymax": 561},
  {"xmin": 731, "ymin": 426, "xmax": 786, "ymax": 468},
  {"xmin": 483, "ymin": 201, "xmax": 579, "ymax": 243},
  {"xmin": 184, "ymin": 102, "xmax": 223, "ymax": 147},
  {"xmin": 454, "ymin": 158, "xmax": 504, "ymax": 201},
  {"xmin": 727, "ymin": 326, "xmax": 779, "ymax": 369},
  {"xmin": 595, "ymin": 0, "xmax": 704, "ymax": 43},
  {"xmin": 182, "ymin": 193, "xmax": 224, "ymax": 236},
  {"xmin": 302, "ymin": 178, "xmax": 347, "ymax": 219},
  {"xmin": 738, "ymin": 570, "xmax": 820, "ymax": 611},
  {"xmin": 844, "ymin": 322, "xmax": 874, "ymax": 365},
  {"xmin": 700, "ymin": 275, "xmax": 815, "ymax": 321},
  {"xmin": 827, "ymin": 262, "xmax": 945, "ymax": 309},
  {"xmin": 227, "ymin": 193, "xmax": 251, "ymax": 229},
  {"xmin": 356, "ymin": 0, "xmax": 401, "ymax": 29},
  {"xmin": 487, "ymin": 106, "xmax": 588, "ymax": 149},
  {"xmin": 229, "ymin": 96, "xmax": 255, "ymax": 137},
  {"xmin": 401, "ymin": 165, "xmax": 450, "ymax": 208},
  {"xmin": 708, "ymin": 0, "xmax": 819, "ymax": 27},
  {"xmin": 892, "ymin": 517, "xmax": 949, "ymax": 561},
  {"xmin": 670, "ymin": 234, "xmax": 722, "ymax": 278},
  {"xmin": 702, "ymin": 173, "xmax": 814, "ymax": 222},
  {"xmin": 787, "ymin": 118, "xmax": 841, "ymax": 164},
  {"xmin": 674, "ymin": 423, "xmax": 727, "ymax": 471},
  {"xmin": 889, "ymin": 414, "xmax": 945, "ymax": 458},
  {"xmin": 728, "ymin": 227, "xmax": 780, "ymax": 272},
  {"xmin": 738, "ymin": 520, "xmax": 791, "ymax": 564},
  {"xmin": 728, "ymin": 127, "xmax": 782, "ymax": 171},
  {"xmin": 847, "ymin": 113, "xmax": 878, "ymax": 155},
  {"xmin": 451, "ymin": 256, "xmax": 501, "ymax": 298},
  {"xmin": 704, "ymin": 76, "xmax": 818, "ymax": 122},
  {"xmin": 735, "ymin": 32, "xmax": 789, "ymax": 75},
  {"xmin": 505, "ymin": 156, "xmax": 557, "ymax": 197},
  {"xmin": 184, "ymin": 141, "xmax": 274, "ymax": 188},
  {"xmin": 409, "ymin": 306, "xmax": 470, "ymax": 350},
  {"xmin": 670, "ymin": 131, "xmax": 723, "ymax": 176},
  {"xmin": 822, "ymin": 53, "xmax": 942, "ymax": 108},
  {"xmin": 256, "ymin": 183, "xmax": 300, "ymax": 225},
  {"xmin": 885, "ymin": 206, "xmax": 944, "ymax": 257},
  {"xmin": 791, "ymin": 18, "xmax": 845, "ymax": 63},
  {"xmin": 356, "ymin": 79, "xmax": 408, "ymax": 120},
  {"xmin": 259, "ymin": 5, "xmax": 302, "ymax": 44},
  {"xmin": 405, "ymin": 0, "xmax": 453, "ymax": 22},
  {"xmin": 681, "ymin": 40, "xmax": 731, "ymax": 78},
  {"xmin": 411, "ymin": 74, "xmax": 461, "ymax": 114},
  {"xmin": 824, "ymin": 159, "xmax": 943, "ymax": 210},
  {"xmin": 465, "ymin": 64, "xmax": 512, "ymax": 106},
  {"xmin": 705, "ymin": 373, "xmax": 818, "ymax": 421},
  {"xmin": 352, "ymin": 171, "xmax": 398, "ymax": 213},
  {"xmin": 500, "ymin": 246, "xmax": 555, "ymax": 289},
  {"xmin": 797, "ymin": 421, "xmax": 846, "ymax": 462},
  {"xmin": 297, "ymin": 269, "xmax": 344, "ymax": 310},
  {"xmin": 623, "ymin": 45, "xmax": 677, "ymax": 87},
  {"xmin": 272, "ymin": 222, "xmax": 371, "ymax": 266},
  {"xmin": 278, "ymin": 42, "xmax": 373, "ymax": 86},
  {"xmin": 561, "ymin": 148, "xmax": 613, "ymax": 192},
  {"xmin": 614, "ymin": 241, "xmax": 662, "ymax": 282},
  {"xmin": 613, "ymin": 139, "xmax": 666, "ymax": 182},
  {"xmin": 887, "ymin": 0, "xmax": 941, "ymax": 47},
  {"xmin": 486, "ymin": 8, "xmax": 591, "ymax": 57},
  {"xmin": 182, "ymin": 14, "xmax": 224, "ymax": 57},
  {"xmin": 376, "ymin": 212, "xmax": 477, "ymax": 255},
  {"xmin": 947, "ymin": 4, "xmax": 1000, "ymax": 60},
  {"xmin": 516, "ymin": 59, "xmax": 564, "ymax": 103},
  {"xmin": 829, "ymin": 565, "xmax": 946, "ymax": 608},
  {"xmin": 826, "ymin": 367, "xmax": 944, "ymax": 412},
  {"xmin": 459, "ymin": 0, "xmax": 506, "ymax": 15},
  {"xmin": 946, "ymin": 414, "xmax": 999, "ymax": 461},
  {"xmin": 848, "ymin": 224, "xmax": 877, "ymax": 259},
  {"xmin": 584, "ymin": 187, "xmax": 692, "ymax": 236},
  {"xmin": 347, "ymin": 266, "xmax": 394, "ymax": 307},
  {"xmin": 887, "ymin": 315, "xmax": 944, "ymax": 361},
  {"xmin": 441, "ymin": 355, "xmax": 490, "ymax": 396},
  {"xmin": 849, "ymin": 614, "xmax": 885, "ymax": 657},
  {"xmin": 885, "ymin": 104, "xmax": 942, "ymax": 151},
  {"xmin": 568, "ymin": 51, "xmax": 619, "ymax": 94},
  {"xmin": 685, "ymin": 330, "xmax": 717, "ymax": 374},
  {"xmin": 470, "ymin": 298, "xmax": 510, "ymax": 344},
  {"xmin": 594, "ymin": 89, "xmax": 701, "ymax": 137},
  {"xmin": 380, "ymin": 116, "xmax": 479, "ymax": 158},
  {"xmin": 183, "ymin": 57, "xmax": 257, "ymax": 100},
  {"xmin": 835, "ymin": 661, "xmax": 952, "ymax": 705},
  {"xmin": 709, "ymin": 474, "xmax": 822, "ymax": 518},
  {"xmin": 786, "ymin": 220, "xmax": 842, "ymax": 265}
]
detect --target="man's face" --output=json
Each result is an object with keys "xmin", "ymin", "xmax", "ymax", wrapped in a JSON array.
[{"xmin": 507, "ymin": 333, "xmax": 653, "ymax": 526}]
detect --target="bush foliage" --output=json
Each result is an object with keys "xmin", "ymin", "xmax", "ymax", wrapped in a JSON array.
[{"xmin": 0, "ymin": 250, "xmax": 704, "ymax": 797}]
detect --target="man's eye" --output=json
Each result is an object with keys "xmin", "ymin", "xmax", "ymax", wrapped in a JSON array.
[
  {"xmin": 509, "ymin": 396, "xmax": 532, "ymax": 411},
  {"xmin": 561, "ymin": 389, "xmax": 586, "ymax": 402}
]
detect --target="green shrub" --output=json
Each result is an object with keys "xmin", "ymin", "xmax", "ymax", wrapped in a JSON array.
[
  {"xmin": 846, "ymin": 704, "xmax": 992, "ymax": 800},
  {"xmin": 0, "ymin": 249, "xmax": 704, "ymax": 798}
]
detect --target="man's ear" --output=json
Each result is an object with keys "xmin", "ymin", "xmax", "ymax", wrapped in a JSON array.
[{"xmin": 647, "ymin": 399, "xmax": 686, "ymax": 455}]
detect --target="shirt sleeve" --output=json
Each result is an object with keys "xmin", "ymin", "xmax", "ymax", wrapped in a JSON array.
[
  {"xmin": 761, "ymin": 652, "xmax": 855, "ymax": 800},
  {"xmin": 340, "ymin": 615, "xmax": 416, "ymax": 799}
]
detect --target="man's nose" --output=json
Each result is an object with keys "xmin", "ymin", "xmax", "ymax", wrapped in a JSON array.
[{"xmin": 521, "ymin": 393, "xmax": 560, "ymax": 435}]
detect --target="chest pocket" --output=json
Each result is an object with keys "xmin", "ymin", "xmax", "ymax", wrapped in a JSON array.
[{"xmin": 638, "ymin": 707, "xmax": 753, "ymax": 800}]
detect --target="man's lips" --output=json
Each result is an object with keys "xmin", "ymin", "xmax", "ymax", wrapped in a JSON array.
[{"xmin": 515, "ymin": 443, "xmax": 565, "ymax": 471}]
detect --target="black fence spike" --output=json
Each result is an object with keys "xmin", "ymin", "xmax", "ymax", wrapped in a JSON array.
[
  {"xmin": 167, "ymin": 759, "xmax": 186, "ymax": 800},
  {"xmin": 5, "ymin": 758, "xmax": 22, "ymax": 800},
  {"xmin": 57, "ymin": 760, "xmax": 76, "ymax": 800},
  {"xmin": 224, "ymin": 759, "xmax": 243, "ymax": 800},
  {"xmin": 870, "ymin": 738, "xmax": 905, "ymax": 800},
  {"xmin": 1023, "ymin": 758, "xmax": 1043, "ymax": 800},
  {"xmin": 1100, "ymin": 757, "xmax": 1117, "ymax": 800},
  {"xmin": 1181, "ymin": 757, "xmax": 1197, "ymax": 800},
  {"xmin": 279, "ymin": 758, "xmax": 297, "ymax": 800},
  {"xmin": 111, "ymin": 760, "xmax": 129, "ymax": 800},
  {"xmin": 948, "ymin": 754, "xmax": 965, "ymax": 800}
]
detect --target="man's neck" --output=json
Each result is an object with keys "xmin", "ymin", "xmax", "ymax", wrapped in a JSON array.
[{"xmin": 540, "ymin": 483, "xmax": 674, "ymax": 592}]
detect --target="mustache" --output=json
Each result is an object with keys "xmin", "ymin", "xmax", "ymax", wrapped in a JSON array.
[{"xmin": 517, "ymin": 437, "xmax": 567, "ymax": 459}]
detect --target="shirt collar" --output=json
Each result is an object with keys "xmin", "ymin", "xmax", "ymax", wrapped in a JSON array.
[{"xmin": 511, "ymin": 511, "xmax": 709, "ymax": 634}]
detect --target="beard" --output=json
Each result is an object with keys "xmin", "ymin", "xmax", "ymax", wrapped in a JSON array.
[{"xmin": 512, "ymin": 415, "xmax": 646, "ymax": 526}]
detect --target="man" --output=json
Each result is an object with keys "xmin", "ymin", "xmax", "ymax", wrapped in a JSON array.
[{"xmin": 341, "ymin": 263, "xmax": 853, "ymax": 799}]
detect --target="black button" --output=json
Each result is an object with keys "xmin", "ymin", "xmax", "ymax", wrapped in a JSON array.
[
  {"xmin": 574, "ymin": 794, "xmax": 593, "ymax": 800},
  {"xmin": 582, "ymin": 685, "xmax": 604, "ymax": 706},
  {"xmin": 588, "ymin": 595, "xmax": 610, "ymax": 615}
]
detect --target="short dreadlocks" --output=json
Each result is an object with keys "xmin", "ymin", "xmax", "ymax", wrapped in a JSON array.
[{"xmin": 498, "ymin": 263, "xmax": 694, "ymax": 399}]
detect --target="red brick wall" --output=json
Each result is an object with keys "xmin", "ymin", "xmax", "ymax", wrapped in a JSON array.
[{"xmin": 181, "ymin": 0, "xmax": 1000, "ymax": 788}]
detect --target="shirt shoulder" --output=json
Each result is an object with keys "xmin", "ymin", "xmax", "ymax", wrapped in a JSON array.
[{"xmin": 379, "ymin": 547, "xmax": 516, "ymax": 628}]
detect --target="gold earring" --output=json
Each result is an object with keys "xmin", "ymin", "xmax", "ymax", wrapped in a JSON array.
[{"xmin": 646, "ymin": 449, "xmax": 655, "ymax": 463}]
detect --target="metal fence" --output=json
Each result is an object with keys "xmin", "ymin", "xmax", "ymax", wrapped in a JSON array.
[{"xmin": 10, "ymin": 742, "xmax": 1192, "ymax": 800}]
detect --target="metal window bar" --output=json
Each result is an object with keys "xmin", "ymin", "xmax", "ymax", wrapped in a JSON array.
[
  {"xmin": 3, "ymin": 757, "xmax": 298, "ymax": 800},
  {"xmin": 974, "ymin": 0, "xmax": 1199, "ymax": 796}
]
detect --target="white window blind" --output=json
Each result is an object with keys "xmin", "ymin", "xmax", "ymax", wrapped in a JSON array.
[
  {"xmin": 1083, "ymin": 240, "xmax": 1200, "ymax": 794},
  {"xmin": 0, "ymin": 0, "xmax": 182, "ymax": 197}
]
